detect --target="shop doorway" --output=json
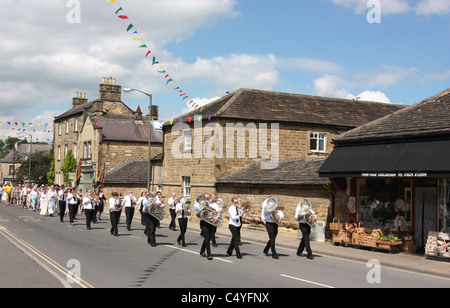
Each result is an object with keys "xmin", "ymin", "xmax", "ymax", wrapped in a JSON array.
[{"xmin": 414, "ymin": 187, "xmax": 437, "ymax": 247}]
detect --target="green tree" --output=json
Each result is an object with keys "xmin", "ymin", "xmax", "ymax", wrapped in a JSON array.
[
  {"xmin": 61, "ymin": 150, "xmax": 77, "ymax": 185},
  {"xmin": 16, "ymin": 150, "xmax": 52, "ymax": 184},
  {"xmin": 47, "ymin": 147, "xmax": 55, "ymax": 185}
]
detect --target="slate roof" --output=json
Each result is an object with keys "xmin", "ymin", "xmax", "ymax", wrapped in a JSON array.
[
  {"xmin": 333, "ymin": 88, "xmax": 450, "ymax": 145},
  {"xmin": 2, "ymin": 144, "xmax": 52, "ymax": 164},
  {"xmin": 163, "ymin": 88, "xmax": 405, "ymax": 128},
  {"xmin": 104, "ymin": 158, "xmax": 162, "ymax": 184},
  {"xmin": 92, "ymin": 117, "xmax": 163, "ymax": 143},
  {"xmin": 216, "ymin": 158, "xmax": 327, "ymax": 186}
]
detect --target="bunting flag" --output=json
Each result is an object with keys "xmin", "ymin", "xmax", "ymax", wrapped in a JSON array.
[
  {"xmin": 94, "ymin": 163, "xmax": 106, "ymax": 190},
  {"xmin": 106, "ymin": 0, "xmax": 216, "ymax": 116},
  {"xmin": 75, "ymin": 160, "xmax": 83, "ymax": 187}
]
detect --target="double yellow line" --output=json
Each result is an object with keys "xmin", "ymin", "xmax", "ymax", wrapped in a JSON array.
[{"xmin": 0, "ymin": 225, "xmax": 94, "ymax": 288}]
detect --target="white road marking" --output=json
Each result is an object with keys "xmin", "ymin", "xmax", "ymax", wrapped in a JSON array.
[
  {"xmin": 280, "ymin": 274, "xmax": 335, "ymax": 288},
  {"xmin": 165, "ymin": 245, "xmax": 234, "ymax": 263}
]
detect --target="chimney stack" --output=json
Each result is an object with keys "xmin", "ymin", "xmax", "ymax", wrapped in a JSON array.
[
  {"xmin": 73, "ymin": 92, "xmax": 88, "ymax": 107},
  {"xmin": 99, "ymin": 76, "xmax": 121, "ymax": 101}
]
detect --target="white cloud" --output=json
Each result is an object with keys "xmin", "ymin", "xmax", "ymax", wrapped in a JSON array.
[
  {"xmin": 415, "ymin": 0, "xmax": 450, "ymax": 15},
  {"xmin": 331, "ymin": 0, "xmax": 450, "ymax": 15},
  {"xmin": 347, "ymin": 90, "xmax": 392, "ymax": 103},
  {"xmin": 354, "ymin": 65, "xmax": 417, "ymax": 88},
  {"xmin": 277, "ymin": 57, "xmax": 343, "ymax": 73},
  {"xmin": 422, "ymin": 70, "xmax": 450, "ymax": 82},
  {"xmin": 331, "ymin": 0, "xmax": 410, "ymax": 15},
  {"xmin": 313, "ymin": 75, "xmax": 351, "ymax": 98}
]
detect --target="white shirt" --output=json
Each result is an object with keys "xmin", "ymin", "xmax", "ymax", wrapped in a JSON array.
[
  {"xmin": 154, "ymin": 196, "xmax": 163, "ymax": 206},
  {"xmin": 228, "ymin": 204, "xmax": 241, "ymax": 227},
  {"xmin": 123, "ymin": 194, "xmax": 137, "ymax": 207},
  {"xmin": 295, "ymin": 206, "xmax": 315, "ymax": 224},
  {"xmin": 83, "ymin": 197, "xmax": 94, "ymax": 210},
  {"xmin": 168, "ymin": 197, "xmax": 177, "ymax": 210},
  {"xmin": 67, "ymin": 193, "xmax": 78, "ymax": 205},
  {"xmin": 109, "ymin": 197, "xmax": 122, "ymax": 212},
  {"xmin": 262, "ymin": 209, "xmax": 284, "ymax": 224},
  {"xmin": 175, "ymin": 202, "xmax": 189, "ymax": 219}
]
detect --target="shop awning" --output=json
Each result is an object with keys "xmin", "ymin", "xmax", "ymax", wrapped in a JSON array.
[{"xmin": 318, "ymin": 140, "xmax": 450, "ymax": 178}]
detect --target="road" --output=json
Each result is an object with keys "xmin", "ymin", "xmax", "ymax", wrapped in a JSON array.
[{"xmin": 0, "ymin": 204, "xmax": 448, "ymax": 292}]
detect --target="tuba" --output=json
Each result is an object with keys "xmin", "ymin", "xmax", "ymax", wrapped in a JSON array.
[
  {"xmin": 196, "ymin": 195, "xmax": 223, "ymax": 227},
  {"xmin": 146, "ymin": 192, "xmax": 165, "ymax": 221},
  {"xmin": 297, "ymin": 199, "xmax": 316, "ymax": 228},
  {"xmin": 263, "ymin": 197, "xmax": 284, "ymax": 227}
]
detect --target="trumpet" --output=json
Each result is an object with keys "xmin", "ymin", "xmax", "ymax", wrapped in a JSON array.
[{"xmin": 239, "ymin": 200, "xmax": 258, "ymax": 223}]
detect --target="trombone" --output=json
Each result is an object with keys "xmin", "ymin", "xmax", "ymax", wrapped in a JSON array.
[{"xmin": 238, "ymin": 200, "xmax": 258, "ymax": 223}]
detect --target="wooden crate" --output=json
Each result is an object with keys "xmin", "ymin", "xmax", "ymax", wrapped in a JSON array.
[{"xmin": 377, "ymin": 240, "xmax": 403, "ymax": 249}]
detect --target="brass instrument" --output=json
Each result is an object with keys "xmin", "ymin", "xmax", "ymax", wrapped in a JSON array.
[
  {"xmin": 297, "ymin": 199, "xmax": 317, "ymax": 228},
  {"xmin": 145, "ymin": 192, "xmax": 166, "ymax": 221},
  {"xmin": 239, "ymin": 200, "xmax": 258, "ymax": 222},
  {"xmin": 262, "ymin": 197, "xmax": 284, "ymax": 227},
  {"xmin": 196, "ymin": 195, "xmax": 223, "ymax": 227},
  {"xmin": 179, "ymin": 197, "xmax": 190, "ymax": 213}
]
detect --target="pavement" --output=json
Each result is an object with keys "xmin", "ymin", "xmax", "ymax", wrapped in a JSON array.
[{"xmin": 172, "ymin": 220, "xmax": 450, "ymax": 281}]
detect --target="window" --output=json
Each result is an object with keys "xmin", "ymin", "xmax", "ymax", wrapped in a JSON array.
[
  {"xmin": 310, "ymin": 132, "xmax": 326, "ymax": 153},
  {"xmin": 75, "ymin": 117, "xmax": 79, "ymax": 132},
  {"xmin": 183, "ymin": 129, "xmax": 192, "ymax": 152},
  {"xmin": 64, "ymin": 145, "xmax": 68, "ymax": 158},
  {"xmin": 58, "ymin": 123, "xmax": 62, "ymax": 136},
  {"xmin": 182, "ymin": 176, "xmax": 191, "ymax": 198},
  {"xmin": 66, "ymin": 121, "xmax": 69, "ymax": 133},
  {"xmin": 73, "ymin": 143, "xmax": 77, "ymax": 159},
  {"xmin": 9, "ymin": 165, "xmax": 14, "ymax": 175},
  {"xmin": 83, "ymin": 142, "xmax": 92, "ymax": 159},
  {"xmin": 57, "ymin": 146, "xmax": 61, "ymax": 161}
]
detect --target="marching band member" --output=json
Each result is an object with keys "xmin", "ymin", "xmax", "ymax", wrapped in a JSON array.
[
  {"xmin": 58, "ymin": 185, "xmax": 68, "ymax": 223},
  {"xmin": 198, "ymin": 195, "xmax": 222, "ymax": 261},
  {"xmin": 295, "ymin": 201, "xmax": 317, "ymax": 260},
  {"xmin": 82, "ymin": 192, "xmax": 95, "ymax": 230},
  {"xmin": 109, "ymin": 192, "xmax": 122, "ymax": 237},
  {"xmin": 210, "ymin": 193, "xmax": 220, "ymax": 247},
  {"xmin": 123, "ymin": 190, "xmax": 138, "ymax": 231},
  {"xmin": 175, "ymin": 198, "xmax": 189, "ymax": 247},
  {"xmin": 67, "ymin": 189, "xmax": 80, "ymax": 226},
  {"xmin": 142, "ymin": 193, "xmax": 165, "ymax": 247},
  {"xmin": 154, "ymin": 191, "xmax": 164, "ymax": 228},
  {"xmin": 227, "ymin": 196, "xmax": 245, "ymax": 259},
  {"xmin": 261, "ymin": 199, "xmax": 284, "ymax": 259},
  {"xmin": 168, "ymin": 192, "xmax": 178, "ymax": 231}
]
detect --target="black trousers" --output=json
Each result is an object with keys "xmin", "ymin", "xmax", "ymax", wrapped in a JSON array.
[
  {"xmin": 110, "ymin": 211, "xmax": 121, "ymax": 235},
  {"xmin": 125, "ymin": 207, "xmax": 135, "ymax": 229},
  {"xmin": 144, "ymin": 213, "xmax": 159, "ymax": 246},
  {"xmin": 200, "ymin": 221, "xmax": 214, "ymax": 257},
  {"xmin": 169, "ymin": 208, "xmax": 177, "ymax": 230},
  {"xmin": 85, "ymin": 209, "xmax": 95, "ymax": 229},
  {"xmin": 68, "ymin": 203, "xmax": 78, "ymax": 224},
  {"xmin": 177, "ymin": 217, "xmax": 188, "ymax": 245},
  {"xmin": 298, "ymin": 223, "xmax": 312, "ymax": 255},
  {"xmin": 59, "ymin": 200, "xmax": 66, "ymax": 222},
  {"xmin": 227, "ymin": 225, "xmax": 241, "ymax": 256},
  {"xmin": 264, "ymin": 222, "xmax": 278, "ymax": 255}
]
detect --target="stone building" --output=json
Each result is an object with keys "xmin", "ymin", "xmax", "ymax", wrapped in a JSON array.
[
  {"xmin": 161, "ymin": 88, "xmax": 404, "ymax": 231},
  {"xmin": 53, "ymin": 77, "xmax": 162, "ymax": 192}
]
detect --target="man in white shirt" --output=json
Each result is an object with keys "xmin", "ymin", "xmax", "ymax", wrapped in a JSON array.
[
  {"xmin": 168, "ymin": 192, "xmax": 178, "ymax": 231},
  {"xmin": 83, "ymin": 192, "xmax": 95, "ymax": 230},
  {"xmin": 295, "ymin": 200, "xmax": 316, "ymax": 260},
  {"xmin": 261, "ymin": 198, "xmax": 284, "ymax": 259},
  {"xmin": 67, "ymin": 189, "xmax": 79, "ymax": 226},
  {"xmin": 227, "ymin": 196, "xmax": 245, "ymax": 259},
  {"xmin": 109, "ymin": 192, "xmax": 122, "ymax": 236},
  {"xmin": 123, "ymin": 190, "xmax": 137, "ymax": 231}
]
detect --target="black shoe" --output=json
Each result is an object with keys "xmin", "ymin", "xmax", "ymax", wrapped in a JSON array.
[
  {"xmin": 263, "ymin": 248, "xmax": 269, "ymax": 256},
  {"xmin": 306, "ymin": 254, "xmax": 314, "ymax": 260},
  {"xmin": 207, "ymin": 256, "xmax": 213, "ymax": 260},
  {"xmin": 272, "ymin": 254, "xmax": 279, "ymax": 259},
  {"xmin": 114, "ymin": 233, "xmax": 119, "ymax": 237},
  {"xmin": 236, "ymin": 254, "xmax": 242, "ymax": 259},
  {"xmin": 177, "ymin": 239, "xmax": 181, "ymax": 245},
  {"xmin": 200, "ymin": 252, "xmax": 206, "ymax": 257},
  {"xmin": 297, "ymin": 252, "xmax": 304, "ymax": 257}
]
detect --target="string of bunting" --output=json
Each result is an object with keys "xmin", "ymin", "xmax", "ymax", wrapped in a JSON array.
[{"xmin": 106, "ymin": 0, "xmax": 216, "ymax": 125}]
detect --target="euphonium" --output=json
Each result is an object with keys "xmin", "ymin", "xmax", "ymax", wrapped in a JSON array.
[
  {"xmin": 146, "ymin": 192, "xmax": 165, "ymax": 221},
  {"xmin": 297, "ymin": 199, "xmax": 317, "ymax": 228},
  {"xmin": 196, "ymin": 195, "xmax": 223, "ymax": 227},
  {"xmin": 263, "ymin": 197, "xmax": 284, "ymax": 227}
]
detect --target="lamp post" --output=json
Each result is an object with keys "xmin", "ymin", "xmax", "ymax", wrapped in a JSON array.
[
  {"xmin": 18, "ymin": 132, "xmax": 33, "ymax": 183},
  {"xmin": 123, "ymin": 88, "xmax": 153, "ymax": 192}
]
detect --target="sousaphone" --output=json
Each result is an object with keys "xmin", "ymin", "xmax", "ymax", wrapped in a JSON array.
[{"xmin": 196, "ymin": 195, "xmax": 223, "ymax": 227}]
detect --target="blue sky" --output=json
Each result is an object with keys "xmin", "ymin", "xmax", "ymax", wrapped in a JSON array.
[{"xmin": 0, "ymin": 0, "xmax": 449, "ymax": 140}]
